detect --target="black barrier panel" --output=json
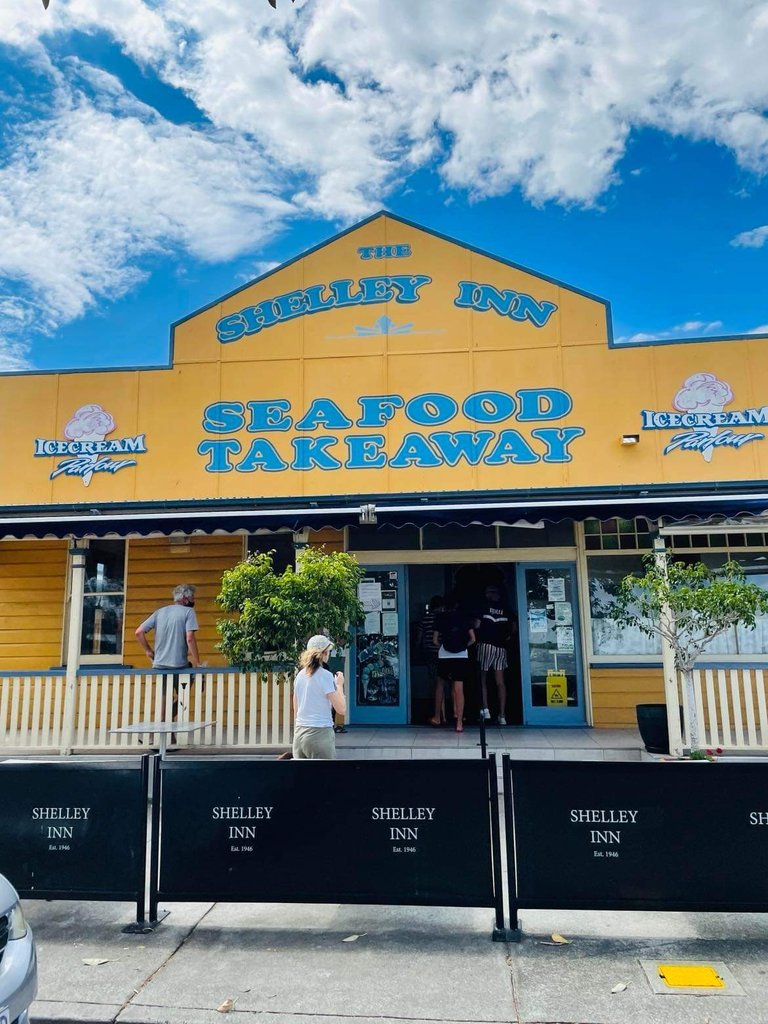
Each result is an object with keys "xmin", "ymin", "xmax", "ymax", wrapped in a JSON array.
[
  {"xmin": 0, "ymin": 759, "xmax": 148, "ymax": 903},
  {"xmin": 507, "ymin": 760, "xmax": 768, "ymax": 912},
  {"xmin": 156, "ymin": 759, "xmax": 496, "ymax": 908}
]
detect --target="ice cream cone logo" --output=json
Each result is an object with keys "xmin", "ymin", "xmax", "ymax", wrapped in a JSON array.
[
  {"xmin": 641, "ymin": 373, "xmax": 765, "ymax": 458},
  {"xmin": 63, "ymin": 405, "xmax": 117, "ymax": 485},
  {"xmin": 34, "ymin": 403, "xmax": 148, "ymax": 485},
  {"xmin": 673, "ymin": 373, "xmax": 733, "ymax": 463}
]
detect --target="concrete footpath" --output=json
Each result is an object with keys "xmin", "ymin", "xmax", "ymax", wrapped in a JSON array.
[{"xmin": 27, "ymin": 898, "xmax": 768, "ymax": 1024}]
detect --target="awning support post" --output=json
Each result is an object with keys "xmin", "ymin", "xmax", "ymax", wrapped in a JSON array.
[
  {"xmin": 654, "ymin": 536, "xmax": 684, "ymax": 757},
  {"xmin": 60, "ymin": 543, "xmax": 86, "ymax": 755}
]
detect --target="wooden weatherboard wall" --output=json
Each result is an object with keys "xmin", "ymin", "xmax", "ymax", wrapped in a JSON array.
[
  {"xmin": 0, "ymin": 540, "xmax": 68, "ymax": 671},
  {"xmin": 123, "ymin": 536, "xmax": 246, "ymax": 669},
  {"xmin": 590, "ymin": 666, "xmax": 664, "ymax": 727}
]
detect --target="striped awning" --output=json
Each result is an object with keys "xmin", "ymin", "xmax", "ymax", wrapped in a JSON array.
[{"xmin": 1, "ymin": 486, "xmax": 768, "ymax": 540}]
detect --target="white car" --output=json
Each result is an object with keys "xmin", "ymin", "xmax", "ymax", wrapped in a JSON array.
[{"xmin": 0, "ymin": 875, "xmax": 37, "ymax": 1024}]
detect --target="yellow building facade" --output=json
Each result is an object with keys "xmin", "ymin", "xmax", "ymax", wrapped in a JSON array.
[{"xmin": 2, "ymin": 212, "xmax": 767, "ymax": 729}]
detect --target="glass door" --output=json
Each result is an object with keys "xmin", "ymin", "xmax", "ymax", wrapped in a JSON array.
[
  {"xmin": 516, "ymin": 563, "xmax": 586, "ymax": 725},
  {"xmin": 350, "ymin": 566, "xmax": 408, "ymax": 725}
]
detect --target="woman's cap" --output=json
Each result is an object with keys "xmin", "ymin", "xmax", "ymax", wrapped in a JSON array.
[{"xmin": 306, "ymin": 634, "xmax": 333, "ymax": 652}]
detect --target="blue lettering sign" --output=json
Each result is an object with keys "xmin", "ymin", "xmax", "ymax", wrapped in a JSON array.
[
  {"xmin": 357, "ymin": 244, "xmax": 412, "ymax": 260},
  {"xmin": 198, "ymin": 439, "xmax": 241, "ymax": 472},
  {"xmin": 246, "ymin": 400, "xmax": 292, "ymax": 432},
  {"xmin": 357, "ymin": 395, "xmax": 405, "ymax": 427},
  {"xmin": 292, "ymin": 436, "xmax": 342, "ymax": 470},
  {"xmin": 429, "ymin": 430, "xmax": 494, "ymax": 466},
  {"xmin": 454, "ymin": 280, "xmax": 558, "ymax": 328},
  {"xmin": 405, "ymin": 393, "xmax": 458, "ymax": 426},
  {"xmin": 236, "ymin": 439, "xmax": 288, "ymax": 472},
  {"xmin": 295, "ymin": 399, "xmax": 352, "ymax": 431},
  {"xmin": 531, "ymin": 427, "xmax": 585, "ymax": 462},
  {"xmin": 197, "ymin": 389, "xmax": 584, "ymax": 473},
  {"xmin": 216, "ymin": 275, "xmax": 432, "ymax": 344},
  {"xmin": 203, "ymin": 402, "xmax": 246, "ymax": 433},
  {"xmin": 517, "ymin": 388, "xmax": 572, "ymax": 421},
  {"xmin": 462, "ymin": 391, "xmax": 516, "ymax": 423},
  {"xmin": 483, "ymin": 430, "xmax": 540, "ymax": 465},
  {"xmin": 389, "ymin": 433, "xmax": 443, "ymax": 468},
  {"xmin": 345, "ymin": 434, "xmax": 387, "ymax": 469}
]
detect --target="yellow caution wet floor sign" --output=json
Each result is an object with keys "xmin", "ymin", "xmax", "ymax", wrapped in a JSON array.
[{"xmin": 546, "ymin": 670, "xmax": 567, "ymax": 707}]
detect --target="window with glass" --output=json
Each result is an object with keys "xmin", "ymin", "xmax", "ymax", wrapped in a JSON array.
[
  {"xmin": 80, "ymin": 540, "xmax": 126, "ymax": 659},
  {"xmin": 247, "ymin": 531, "xmax": 296, "ymax": 574},
  {"xmin": 583, "ymin": 517, "xmax": 654, "ymax": 550},
  {"xmin": 587, "ymin": 553, "xmax": 661, "ymax": 657},
  {"xmin": 586, "ymin": 522, "xmax": 768, "ymax": 659}
]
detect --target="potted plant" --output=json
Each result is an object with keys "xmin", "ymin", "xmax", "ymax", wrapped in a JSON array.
[
  {"xmin": 215, "ymin": 546, "xmax": 365, "ymax": 676},
  {"xmin": 609, "ymin": 552, "xmax": 768, "ymax": 753}
]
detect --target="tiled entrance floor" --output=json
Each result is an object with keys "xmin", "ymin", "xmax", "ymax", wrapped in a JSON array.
[{"xmin": 335, "ymin": 725, "xmax": 646, "ymax": 761}]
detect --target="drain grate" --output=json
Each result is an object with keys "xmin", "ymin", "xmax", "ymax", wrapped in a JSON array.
[{"xmin": 640, "ymin": 960, "xmax": 745, "ymax": 997}]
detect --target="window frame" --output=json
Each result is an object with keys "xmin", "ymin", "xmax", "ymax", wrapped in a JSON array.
[
  {"xmin": 63, "ymin": 539, "xmax": 128, "ymax": 666},
  {"xmin": 580, "ymin": 522, "xmax": 768, "ymax": 666}
]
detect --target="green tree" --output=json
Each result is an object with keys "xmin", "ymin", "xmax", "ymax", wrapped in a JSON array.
[
  {"xmin": 610, "ymin": 552, "xmax": 768, "ymax": 749},
  {"xmin": 216, "ymin": 546, "xmax": 365, "ymax": 673}
]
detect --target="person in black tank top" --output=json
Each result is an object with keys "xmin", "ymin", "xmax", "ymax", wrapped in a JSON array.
[{"xmin": 476, "ymin": 585, "xmax": 513, "ymax": 725}]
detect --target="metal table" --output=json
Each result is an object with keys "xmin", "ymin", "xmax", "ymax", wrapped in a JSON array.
[{"xmin": 110, "ymin": 721, "xmax": 215, "ymax": 759}]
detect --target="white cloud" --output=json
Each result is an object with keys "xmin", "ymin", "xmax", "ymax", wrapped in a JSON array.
[
  {"xmin": 0, "ymin": 68, "xmax": 293, "ymax": 365},
  {"xmin": 672, "ymin": 320, "xmax": 723, "ymax": 333},
  {"xmin": 747, "ymin": 324, "xmax": 768, "ymax": 334},
  {"xmin": 235, "ymin": 261, "xmax": 281, "ymax": 284},
  {"xmin": 618, "ymin": 332, "xmax": 666, "ymax": 344},
  {"xmin": 1, "ymin": 0, "xmax": 768, "ymax": 360},
  {"xmin": 618, "ymin": 320, "xmax": 725, "ymax": 344},
  {"xmin": 731, "ymin": 225, "xmax": 768, "ymax": 248}
]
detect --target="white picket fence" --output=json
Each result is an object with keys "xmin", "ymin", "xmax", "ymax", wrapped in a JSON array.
[
  {"xmin": 0, "ymin": 670, "xmax": 292, "ymax": 754},
  {"xmin": 677, "ymin": 666, "xmax": 768, "ymax": 751}
]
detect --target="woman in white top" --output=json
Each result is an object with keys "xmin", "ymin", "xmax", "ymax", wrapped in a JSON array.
[{"xmin": 292, "ymin": 634, "xmax": 346, "ymax": 759}]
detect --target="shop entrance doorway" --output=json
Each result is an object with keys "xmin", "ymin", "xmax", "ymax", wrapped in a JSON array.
[
  {"xmin": 407, "ymin": 562, "xmax": 522, "ymax": 727},
  {"xmin": 349, "ymin": 565, "xmax": 409, "ymax": 725},
  {"xmin": 516, "ymin": 562, "xmax": 586, "ymax": 725}
]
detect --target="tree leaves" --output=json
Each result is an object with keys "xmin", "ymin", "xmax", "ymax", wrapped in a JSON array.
[
  {"xmin": 216, "ymin": 547, "xmax": 365, "ymax": 672},
  {"xmin": 609, "ymin": 553, "xmax": 768, "ymax": 671}
]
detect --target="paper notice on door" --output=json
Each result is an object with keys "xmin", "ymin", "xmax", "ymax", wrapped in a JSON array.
[
  {"xmin": 556, "ymin": 625, "xmax": 574, "ymax": 652},
  {"xmin": 364, "ymin": 611, "xmax": 381, "ymax": 635},
  {"xmin": 358, "ymin": 581, "xmax": 383, "ymax": 612},
  {"xmin": 554, "ymin": 602, "xmax": 572, "ymax": 626},
  {"xmin": 547, "ymin": 577, "xmax": 566, "ymax": 602},
  {"xmin": 382, "ymin": 611, "xmax": 399, "ymax": 636},
  {"xmin": 528, "ymin": 607, "xmax": 548, "ymax": 635}
]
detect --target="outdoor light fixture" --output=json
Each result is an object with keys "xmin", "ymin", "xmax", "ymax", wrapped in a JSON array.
[
  {"xmin": 621, "ymin": 434, "xmax": 640, "ymax": 446},
  {"xmin": 293, "ymin": 527, "xmax": 310, "ymax": 550},
  {"xmin": 359, "ymin": 503, "xmax": 378, "ymax": 525}
]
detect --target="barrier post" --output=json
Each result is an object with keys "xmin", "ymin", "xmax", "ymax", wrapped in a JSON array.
[
  {"xmin": 130, "ymin": 754, "xmax": 150, "ymax": 930},
  {"xmin": 501, "ymin": 754, "xmax": 521, "ymax": 939},
  {"xmin": 60, "ymin": 544, "xmax": 86, "ymax": 754},
  {"xmin": 489, "ymin": 754, "xmax": 515, "ymax": 941},
  {"xmin": 146, "ymin": 755, "xmax": 168, "ymax": 930},
  {"xmin": 479, "ymin": 713, "xmax": 487, "ymax": 759}
]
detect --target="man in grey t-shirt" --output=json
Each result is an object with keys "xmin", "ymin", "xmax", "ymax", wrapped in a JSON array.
[{"xmin": 135, "ymin": 583, "xmax": 201, "ymax": 670}]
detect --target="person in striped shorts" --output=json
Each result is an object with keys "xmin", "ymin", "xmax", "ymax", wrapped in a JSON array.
[{"xmin": 476, "ymin": 585, "xmax": 513, "ymax": 725}]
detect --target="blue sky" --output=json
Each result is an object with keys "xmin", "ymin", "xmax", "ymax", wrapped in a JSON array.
[{"xmin": 1, "ymin": 0, "xmax": 767, "ymax": 371}]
